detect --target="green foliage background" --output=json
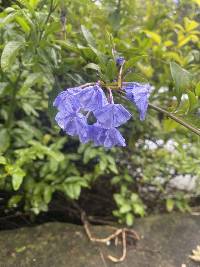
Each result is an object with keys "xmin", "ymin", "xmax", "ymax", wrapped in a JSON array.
[{"xmin": 0, "ymin": 0, "xmax": 199, "ymax": 225}]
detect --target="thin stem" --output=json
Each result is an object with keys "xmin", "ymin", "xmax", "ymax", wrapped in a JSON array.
[
  {"xmin": 39, "ymin": 0, "xmax": 55, "ymax": 40},
  {"xmin": 108, "ymin": 87, "xmax": 114, "ymax": 104},
  {"xmin": 6, "ymin": 68, "xmax": 22, "ymax": 129},
  {"xmin": 148, "ymin": 103, "xmax": 200, "ymax": 136}
]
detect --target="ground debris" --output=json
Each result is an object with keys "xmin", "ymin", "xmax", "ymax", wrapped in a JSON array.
[{"xmin": 189, "ymin": 245, "xmax": 200, "ymax": 262}]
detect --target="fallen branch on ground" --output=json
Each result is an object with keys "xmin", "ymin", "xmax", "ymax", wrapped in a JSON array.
[{"xmin": 81, "ymin": 210, "xmax": 140, "ymax": 263}]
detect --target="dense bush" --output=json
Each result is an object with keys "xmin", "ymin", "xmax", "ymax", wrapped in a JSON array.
[{"xmin": 0, "ymin": 0, "xmax": 199, "ymax": 225}]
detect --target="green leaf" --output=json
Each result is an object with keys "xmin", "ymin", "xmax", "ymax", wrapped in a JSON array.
[
  {"xmin": 113, "ymin": 194, "xmax": 125, "ymax": 206},
  {"xmin": 0, "ymin": 82, "xmax": 8, "ymax": 96},
  {"xmin": 45, "ymin": 21, "xmax": 61, "ymax": 36},
  {"xmin": 81, "ymin": 25, "xmax": 96, "ymax": 47},
  {"xmin": 0, "ymin": 129, "xmax": 10, "ymax": 153},
  {"xmin": 63, "ymin": 184, "xmax": 81, "ymax": 199},
  {"xmin": 187, "ymin": 91, "xmax": 198, "ymax": 111},
  {"xmin": 12, "ymin": 167, "xmax": 26, "ymax": 191},
  {"xmin": 88, "ymin": 45, "xmax": 106, "ymax": 65},
  {"xmin": 29, "ymin": 0, "xmax": 41, "ymax": 9},
  {"xmin": 19, "ymin": 73, "xmax": 42, "ymax": 95},
  {"xmin": 0, "ymin": 14, "xmax": 13, "ymax": 28},
  {"xmin": 195, "ymin": 82, "xmax": 200, "ymax": 96},
  {"xmin": 170, "ymin": 62, "xmax": 192, "ymax": 100},
  {"xmin": 0, "ymin": 156, "xmax": 6, "ymax": 165},
  {"xmin": 106, "ymin": 59, "xmax": 117, "ymax": 82},
  {"xmin": 133, "ymin": 203, "xmax": 145, "ymax": 216},
  {"xmin": 84, "ymin": 63, "xmax": 101, "ymax": 72},
  {"xmin": 124, "ymin": 55, "xmax": 147, "ymax": 71},
  {"xmin": 166, "ymin": 198, "xmax": 174, "ymax": 212},
  {"xmin": 15, "ymin": 16, "xmax": 30, "ymax": 33},
  {"xmin": 1, "ymin": 41, "xmax": 24, "ymax": 72},
  {"xmin": 17, "ymin": 0, "xmax": 33, "ymax": 10},
  {"xmin": 56, "ymin": 40, "xmax": 78, "ymax": 52},
  {"xmin": 119, "ymin": 204, "xmax": 132, "ymax": 214},
  {"xmin": 8, "ymin": 195, "xmax": 22, "ymax": 208},
  {"xmin": 44, "ymin": 186, "xmax": 53, "ymax": 204},
  {"xmin": 126, "ymin": 213, "xmax": 134, "ymax": 226},
  {"xmin": 144, "ymin": 30, "xmax": 162, "ymax": 44}
]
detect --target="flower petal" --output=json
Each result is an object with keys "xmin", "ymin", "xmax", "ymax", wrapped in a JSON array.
[
  {"xmin": 104, "ymin": 128, "xmax": 126, "ymax": 148},
  {"xmin": 89, "ymin": 124, "xmax": 126, "ymax": 148},
  {"xmin": 53, "ymin": 87, "xmax": 81, "ymax": 113},
  {"xmin": 77, "ymin": 85, "xmax": 108, "ymax": 111},
  {"xmin": 123, "ymin": 82, "xmax": 151, "ymax": 120},
  {"xmin": 94, "ymin": 104, "xmax": 131, "ymax": 128},
  {"xmin": 55, "ymin": 111, "xmax": 91, "ymax": 144}
]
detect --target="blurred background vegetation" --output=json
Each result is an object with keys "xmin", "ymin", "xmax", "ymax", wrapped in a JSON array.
[{"xmin": 0, "ymin": 0, "xmax": 199, "ymax": 227}]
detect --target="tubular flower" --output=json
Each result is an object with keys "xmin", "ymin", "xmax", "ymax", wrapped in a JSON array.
[
  {"xmin": 89, "ymin": 124, "xmax": 126, "ymax": 148},
  {"xmin": 123, "ymin": 82, "xmax": 151, "ymax": 121}
]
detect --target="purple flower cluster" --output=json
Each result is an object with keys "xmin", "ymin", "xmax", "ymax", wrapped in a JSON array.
[
  {"xmin": 54, "ymin": 82, "xmax": 151, "ymax": 148},
  {"xmin": 54, "ymin": 84, "xmax": 132, "ymax": 148}
]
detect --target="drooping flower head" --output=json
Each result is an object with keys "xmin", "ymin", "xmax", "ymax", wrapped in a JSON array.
[
  {"xmin": 54, "ymin": 83, "xmax": 131, "ymax": 148},
  {"xmin": 53, "ymin": 57, "xmax": 152, "ymax": 148}
]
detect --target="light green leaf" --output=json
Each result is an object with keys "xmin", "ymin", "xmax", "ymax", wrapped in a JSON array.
[
  {"xmin": 195, "ymin": 82, "xmax": 200, "ymax": 96},
  {"xmin": 15, "ymin": 16, "xmax": 30, "ymax": 33},
  {"xmin": 119, "ymin": 204, "xmax": 132, "ymax": 214},
  {"xmin": 12, "ymin": 167, "xmax": 26, "ymax": 191},
  {"xmin": 133, "ymin": 203, "xmax": 145, "ymax": 216},
  {"xmin": 29, "ymin": 0, "xmax": 41, "ymax": 9},
  {"xmin": 1, "ymin": 41, "xmax": 24, "ymax": 72},
  {"xmin": 188, "ymin": 91, "xmax": 198, "ymax": 111},
  {"xmin": 126, "ymin": 213, "xmax": 134, "ymax": 226},
  {"xmin": 144, "ymin": 30, "xmax": 161, "ymax": 44},
  {"xmin": 170, "ymin": 62, "xmax": 192, "ymax": 100},
  {"xmin": 113, "ymin": 194, "xmax": 125, "ymax": 206},
  {"xmin": 166, "ymin": 198, "xmax": 174, "ymax": 212}
]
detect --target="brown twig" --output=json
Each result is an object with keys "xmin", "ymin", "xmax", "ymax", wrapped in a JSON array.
[
  {"xmin": 108, "ymin": 230, "xmax": 127, "ymax": 262},
  {"xmin": 81, "ymin": 210, "xmax": 139, "ymax": 263}
]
